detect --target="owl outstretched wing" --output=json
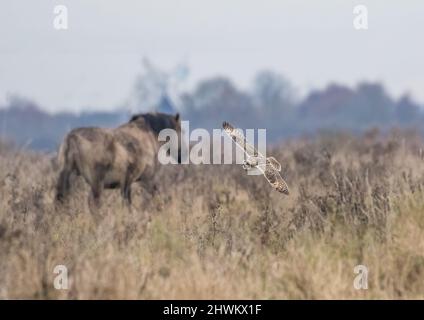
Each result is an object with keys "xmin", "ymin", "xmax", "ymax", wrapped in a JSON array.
[{"xmin": 222, "ymin": 121, "xmax": 261, "ymax": 159}]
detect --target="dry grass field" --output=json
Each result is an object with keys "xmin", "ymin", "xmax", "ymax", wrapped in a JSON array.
[{"xmin": 1, "ymin": 129, "xmax": 424, "ymax": 299}]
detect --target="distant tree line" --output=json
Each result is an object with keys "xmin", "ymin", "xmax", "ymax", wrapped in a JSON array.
[
  {"xmin": 0, "ymin": 70, "xmax": 422, "ymax": 150},
  {"xmin": 182, "ymin": 71, "xmax": 423, "ymax": 141}
]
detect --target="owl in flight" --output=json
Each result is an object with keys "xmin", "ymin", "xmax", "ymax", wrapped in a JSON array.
[{"xmin": 222, "ymin": 121, "xmax": 289, "ymax": 195}]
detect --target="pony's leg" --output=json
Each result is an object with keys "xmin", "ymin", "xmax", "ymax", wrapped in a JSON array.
[
  {"xmin": 88, "ymin": 164, "xmax": 107, "ymax": 214},
  {"xmin": 120, "ymin": 182, "xmax": 131, "ymax": 205},
  {"xmin": 56, "ymin": 167, "xmax": 72, "ymax": 202},
  {"xmin": 122, "ymin": 175, "xmax": 133, "ymax": 207},
  {"xmin": 125, "ymin": 184, "xmax": 132, "ymax": 206},
  {"xmin": 88, "ymin": 180, "xmax": 103, "ymax": 221},
  {"xmin": 120, "ymin": 167, "xmax": 133, "ymax": 208},
  {"xmin": 91, "ymin": 181, "xmax": 103, "ymax": 207}
]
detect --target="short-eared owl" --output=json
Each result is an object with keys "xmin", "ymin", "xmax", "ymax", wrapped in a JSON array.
[{"xmin": 222, "ymin": 121, "xmax": 289, "ymax": 195}]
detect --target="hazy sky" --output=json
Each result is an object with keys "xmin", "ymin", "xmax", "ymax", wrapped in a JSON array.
[{"xmin": 0, "ymin": 0, "xmax": 423, "ymax": 112}]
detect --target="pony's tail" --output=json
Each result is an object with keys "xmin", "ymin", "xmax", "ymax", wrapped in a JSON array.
[{"xmin": 57, "ymin": 134, "xmax": 69, "ymax": 170}]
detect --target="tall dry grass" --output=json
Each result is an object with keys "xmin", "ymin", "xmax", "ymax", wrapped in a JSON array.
[{"xmin": 0, "ymin": 129, "xmax": 423, "ymax": 299}]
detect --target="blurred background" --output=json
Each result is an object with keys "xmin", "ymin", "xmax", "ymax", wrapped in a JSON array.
[{"xmin": 1, "ymin": 0, "xmax": 423, "ymax": 150}]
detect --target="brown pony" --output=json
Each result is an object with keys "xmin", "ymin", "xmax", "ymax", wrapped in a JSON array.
[{"xmin": 56, "ymin": 112, "xmax": 181, "ymax": 207}]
